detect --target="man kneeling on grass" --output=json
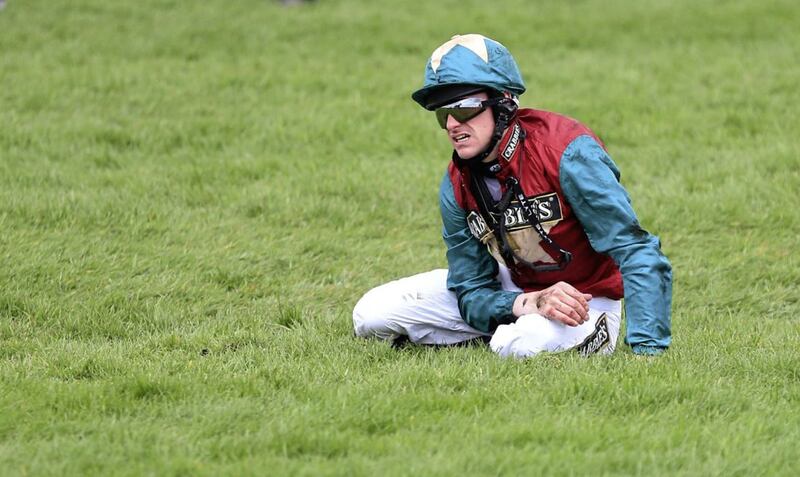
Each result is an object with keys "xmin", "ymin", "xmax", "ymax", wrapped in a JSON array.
[{"xmin": 353, "ymin": 34, "xmax": 672, "ymax": 357}]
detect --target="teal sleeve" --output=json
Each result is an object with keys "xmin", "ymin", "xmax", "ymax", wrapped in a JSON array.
[
  {"xmin": 439, "ymin": 172, "xmax": 521, "ymax": 333},
  {"xmin": 559, "ymin": 136, "xmax": 673, "ymax": 354}
]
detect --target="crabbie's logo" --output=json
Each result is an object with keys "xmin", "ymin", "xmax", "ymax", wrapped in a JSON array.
[
  {"xmin": 467, "ymin": 211, "xmax": 492, "ymax": 241},
  {"xmin": 466, "ymin": 192, "xmax": 564, "ymax": 241},
  {"xmin": 501, "ymin": 123, "xmax": 522, "ymax": 161},
  {"xmin": 492, "ymin": 192, "xmax": 563, "ymax": 232},
  {"xmin": 576, "ymin": 314, "xmax": 610, "ymax": 357}
]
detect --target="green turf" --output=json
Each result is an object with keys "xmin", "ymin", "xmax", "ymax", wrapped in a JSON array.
[{"xmin": 1, "ymin": 0, "xmax": 799, "ymax": 475}]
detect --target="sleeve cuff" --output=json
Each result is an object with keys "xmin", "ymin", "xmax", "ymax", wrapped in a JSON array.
[
  {"xmin": 500, "ymin": 290, "xmax": 522, "ymax": 318},
  {"xmin": 631, "ymin": 345, "xmax": 667, "ymax": 356}
]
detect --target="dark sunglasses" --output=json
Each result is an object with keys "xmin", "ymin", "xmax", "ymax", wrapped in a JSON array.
[{"xmin": 435, "ymin": 97, "xmax": 502, "ymax": 129}]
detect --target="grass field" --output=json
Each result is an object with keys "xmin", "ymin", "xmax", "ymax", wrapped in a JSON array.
[{"xmin": 1, "ymin": 0, "xmax": 799, "ymax": 475}]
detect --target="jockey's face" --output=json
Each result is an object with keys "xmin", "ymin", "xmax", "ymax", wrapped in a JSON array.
[{"xmin": 442, "ymin": 92, "xmax": 497, "ymax": 161}]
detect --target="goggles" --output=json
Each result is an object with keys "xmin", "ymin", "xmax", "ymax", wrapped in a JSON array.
[{"xmin": 435, "ymin": 97, "xmax": 501, "ymax": 129}]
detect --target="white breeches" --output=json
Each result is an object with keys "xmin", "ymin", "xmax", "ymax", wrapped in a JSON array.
[{"xmin": 352, "ymin": 268, "xmax": 621, "ymax": 358}]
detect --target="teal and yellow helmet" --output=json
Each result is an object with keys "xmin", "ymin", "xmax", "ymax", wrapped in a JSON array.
[{"xmin": 412, "ymin": 34, "xmax": 526, "ymax": 110}]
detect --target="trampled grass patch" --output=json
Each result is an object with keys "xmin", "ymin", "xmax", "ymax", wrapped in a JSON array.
[{"xmin": 1, "ymin": 0, "xmax": 799, "ymax": 475}]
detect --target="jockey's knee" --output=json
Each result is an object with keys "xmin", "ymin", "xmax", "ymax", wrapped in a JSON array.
[
  {"xmin": 489, "ymin": 315, "xmax": 563, "ymax": 358},
  {"xmin": 352, "ymin": 287, "xmax": 399, "ymax": 340}
]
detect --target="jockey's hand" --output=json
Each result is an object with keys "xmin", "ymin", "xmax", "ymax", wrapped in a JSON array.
[{"xmin": 512, "ymin": 281, "xmax": 592, "ymax": 327}]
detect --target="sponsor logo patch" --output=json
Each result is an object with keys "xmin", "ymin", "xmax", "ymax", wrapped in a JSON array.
[
  {"xmin": 489, "ymin": 192, "xmax": 563, "ymax": 232},
  {"xmin": 466, "ymin": 192, "xmax": 564, "ymax": 242},
  {"xmin": 466, "ymin": 211, "xmax": 492, "ymax": 242},
  {"xmin": 576, "ymin": 313, "xmax": 610, "ymax": 357}
]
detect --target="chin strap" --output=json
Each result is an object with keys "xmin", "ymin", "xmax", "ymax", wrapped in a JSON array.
[{"xmin": 452, "ymin": 97, "xmax": 518, "ymax": 174}]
